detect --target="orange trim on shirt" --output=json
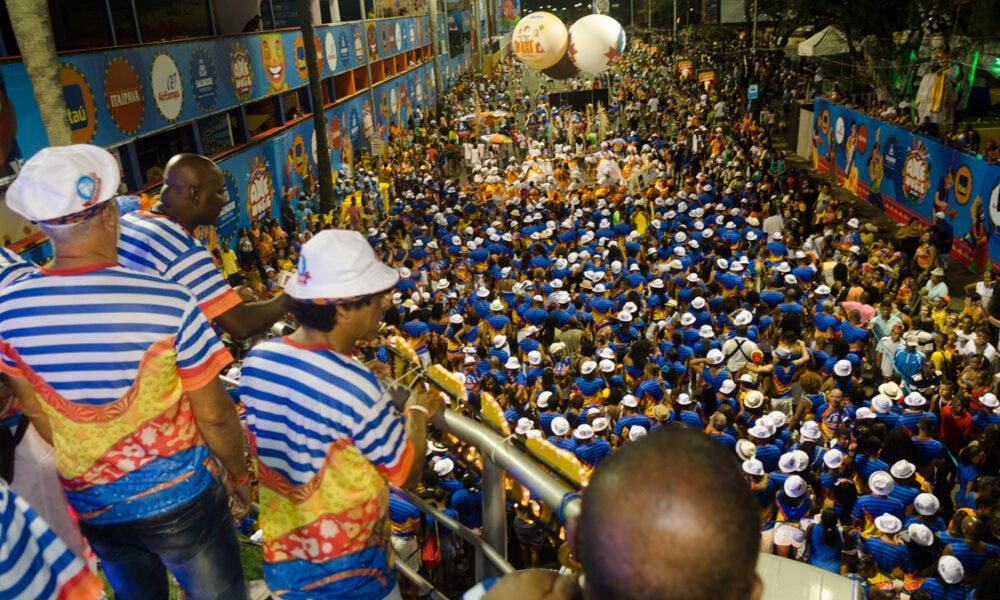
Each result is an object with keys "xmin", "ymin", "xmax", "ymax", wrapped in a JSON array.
[
  {"xmin": 382, "ymin": 439, "xmax": 414, "ymax": 488},
  {"xmin": 299, "ymin": 568, "xmax": 387, "ymax": 592},
  {"xmin": 178, "ymin": 347, "xmax": 234, "ymax": 391},
  {"xmin": 199, "ymin": 288, "xmax": 242, "ymax": 321}
]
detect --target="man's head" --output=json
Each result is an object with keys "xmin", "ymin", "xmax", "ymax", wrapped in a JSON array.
[
  {"xmin": 574, "ymin": 426, "xmax": 761, "ymax": 600},
  {"xmin": 285, "ymin": 230, "xmax": 398, "ymax": 341},
  {"xmin": 160, "ymin": 154, "xmax": 227, "ymax": 229}
]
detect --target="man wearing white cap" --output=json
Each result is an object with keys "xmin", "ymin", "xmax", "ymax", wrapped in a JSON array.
[
  {"xmin": 860, "ymin": 513, "xmax": 910, "ymax": 579},
  {"xmin": 0, "ymin": 145, "xmax": 251, "ymax": 599},
  {"xmin": 119, "ymin": 153, "xmax": 290, "ymax": 339},
  {"xmin": 573, "ymin": 424, "xmax": 611, "ymax": 468},
  {"xmin": 240, "ymin": 229, "xmax": 443, "ymax": 600},
  {"xmin": 918, "ymin": 555, "xmax": 966, "ymax": 598},
  {"xmin": 852, "ymin": 471, "xmax": 905, "ymax": 540}
]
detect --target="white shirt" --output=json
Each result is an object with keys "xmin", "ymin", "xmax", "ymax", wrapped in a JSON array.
[
  {"xmin": 976, "ymin": 281, "xmax": 994, "ymax": 310},
  {"xmin": 762, "ymin": 214, "xmax": 784, "ymax": 237},
  {"xmin": 721, "ymin": 336, "xmax": 759, "ymax": 373}
]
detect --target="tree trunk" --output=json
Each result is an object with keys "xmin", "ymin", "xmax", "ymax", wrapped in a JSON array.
[
  {"xmin": 297, "ymin": 0, "xmax": 336, "ymax": 214},
  {"xmin": 5, "ymin": 0, "xmax": 71, "ymax": 146}
]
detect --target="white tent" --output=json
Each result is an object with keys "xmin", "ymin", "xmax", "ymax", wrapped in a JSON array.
[{"xmin": 797, "ymin": 26, "xmax": 850, "ymax": 57}]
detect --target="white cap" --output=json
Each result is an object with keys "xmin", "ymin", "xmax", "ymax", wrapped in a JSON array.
[
  {"xmin": 536, "ymin": 391, "xmax": 553, "ymax": 409},
  {"xmin": 581, "ymin": 360, "xmax": 597, "ymax": 375},
  {"xmin": 981, "ymin": 393, "xmax": 999, "ymax": 408},
  {"xmin": 778, "ymin": 452, "xmax": 799, "ymax": 474},
  {"xmin": 907, "ymin": 523, "xmax": 934, "ymax": 547},
  {"xmin": 285, "ymin": 230, "xmax": 399, "ymax": 301},
  {"xmin": 736, "ymin": 439, "xmax": 757, "ymax": 461},
  {"xmin": 784, "ymin": 475, "xmax": 807, "ymax": 498},
  {"xmin": 676, "ymin": 393, "xmax": 692, "ymax": 406},
  {"xmin": 814, "ymin": 285, "xmax": 831, "ymax": 296},
  {"xmin": 680, "ymin": 313, "xmax": 697, "ymax": 326},
  {"xmin": 856, "ymin": 407, "xmax": 876, "ymax": 420},
  {"xmin": 744, "ymin": 390, "xmax": 764, "ymax": 409},
  {"xmin": 748, "ymin": 424, "xmax": 770, "ymax": 439},
  {"xmin": 706, "ymin": 349, "xmax": 724, "ymax": 365},
  {"xmin": 847, "ymin": 218, "xmax": 860, "ymax": 228},
  {"xmin": 868, "ymin": 471, "xmax": 895, "ymax": 496},
  {"xmin": 823, "ymin": 448, "xmax": 844, "ymax": 469},
  {"xmin": 551, "ymin": 416, "xmax": 570, "ymax": 436},
  {"xmin": 515, "ymin": 417, "xmax": 534, "ymax": 435},
  {"xmin": 617, "ymin": 310, "xmax": 633, "ymax": 323},
  {"xmin": 872, "ymin": 395, "xmax": 894, "ymax": 414},
  {"xmin": 433, "ymin": 458, "xmax": 455, "ymax": 477},
  {"xmin": 691, "ymin": 296, "xmax": 706, "ymax": 309},
  {"xmin": 720, "ymin": 379, "xmax": 737, "ymax": 395},
  {"xmin": 7, "ymin": 144, "xmax": 121, "ymax": 224},
  {"xmin": 599, "ymin": 359, "xmax": 615, "ymax": 373},
  {"xmin": 890, "ymin": 459, "xmax": 916, "ymax": 480},
  {"xmin": 904, "ymin": 392, "xmax": 927, "ymax": 407},
  {"xmin": 493, "ymin": 334, "xmax": 507, "ymax": 348},
  {"xmin": 528, "ymin": 350, "xmax": 542, "ymax": 365},
  {"xmin": 767, "ymin": 410, "xmax": 787, "ymax": 428},
  {"xmin": 597, "ymin": 348, "xmax": 615, "ymax": 360},
  {"xmin": 938, "ymin": 555, "xmax": 965, "ymax": 585},
  {"xmin": 449, "ymin": 314, "xmax": 464, "ymax": 324},
  {"xmin": 621, "ymin": 394, "xmax": 639, "ymax": 408},
  {"xmin": 800, "ymin": 421, "xmax": 821, "ymax": 441},
  {"xmin": 505, "ymin": 357, "xmax": 521, "ymax": 370},
  {"xmin": 628, "ymin": 426, "xmax": 647, "ymax": 442},
  {"xmin": 878, "ymin": 381, "xmax": 904, "ymax": 400},
  {"xmin": 875, "ymin": 513, "xmax": 902, "ymax": 535},
  {"xmin": 574, "ymin": 424, "xmax": 595, "ymax": 440},
  {"xmin": 833, "ymin": 360, "xmax": 853, "ymax": 377},
  {"xmin": 592, "ymin": 417, "xmax": 609, "ymax": 432},
  {"xmin": 699, "ymin": 324, "xmax": 715, "ymax": 338},
  {"xmin": 914, "ymin": 493, "xmax": 940, "ymax": 516},
  {"xmin": 742, "ymin": 458, "xmax": 764, "ymax": 477},
  {"xmin": 733, "ymin": 310, "xmax": 753, "ymax": 326}
]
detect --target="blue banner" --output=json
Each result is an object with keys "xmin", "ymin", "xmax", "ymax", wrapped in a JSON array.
[
  {"xmin": 813, "ymin": 99, "xmax": 1000, "ymax": 270},
  {"xmin": 0, "ymin": 18, "xmax": 428, "ymax": 162},
  {"xmin": 206, "ymin": 62, "xmax": 438, "ymax": 250}
]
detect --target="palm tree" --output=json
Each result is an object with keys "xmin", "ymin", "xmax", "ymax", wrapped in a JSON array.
[{"xmin": 5, "ymin": 0, "xmax": 71, "ymax": 145}]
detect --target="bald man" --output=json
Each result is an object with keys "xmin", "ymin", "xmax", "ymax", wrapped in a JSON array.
[
  {"xmin": 481, "ymin": 425, "xmax": 763, "ymax": 600},
  {"xmin": 119, "ymin": 153, "xmax": 288, "ymax": 339}
]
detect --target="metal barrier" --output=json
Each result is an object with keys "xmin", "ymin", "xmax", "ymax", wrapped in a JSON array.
[{"xmin": 223, "ymin": 338, "xmax": 862, "ymax": 599}]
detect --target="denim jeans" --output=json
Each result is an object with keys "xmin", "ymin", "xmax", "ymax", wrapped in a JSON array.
[{"xmin": 80, "ymin": 480, "xmax": 246, "ymax": 600}]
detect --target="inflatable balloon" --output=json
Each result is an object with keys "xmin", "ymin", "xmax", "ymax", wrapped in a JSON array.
[
  {"xmin": 512, "ymin": 12, "xmax": 569, "ymax": 71},
  {"xmin": 568, "ymin": 14, "xmax": 626, "ymax": 74},
  {"xmin": 542, "ymin": 48, "xmax": 579, "ymax": 80}
]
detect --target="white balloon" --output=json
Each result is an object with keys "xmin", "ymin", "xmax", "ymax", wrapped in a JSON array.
[
  {"xmin": 512, "ymin": 12, "xmax": 569, "ymax": 71},
  {"xmin": 568, "ymin": 15, "xmax": 626, "ymax": 74}
]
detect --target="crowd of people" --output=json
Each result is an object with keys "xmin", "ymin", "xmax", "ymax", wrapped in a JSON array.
[{"xmin": 2, "ymin": 26, "xmax": 1000, "ymax": 600}]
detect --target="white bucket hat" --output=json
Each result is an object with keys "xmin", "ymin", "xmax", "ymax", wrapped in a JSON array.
[{"xmin": 285, "ymin": 230, "xmax": 399, "ymax": 302}]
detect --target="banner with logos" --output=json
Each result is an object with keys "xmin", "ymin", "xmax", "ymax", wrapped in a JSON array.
[
  {"xmin": 206, "ymin": 62, "xmax": 438, "ymax": 251},
  {"xmin": 0, "ymin": 18, "xmax": 431, "ymax": 166},
  {"xmin": 813, "ymin": 98, "xmax": 1000, "ymax": 270}
]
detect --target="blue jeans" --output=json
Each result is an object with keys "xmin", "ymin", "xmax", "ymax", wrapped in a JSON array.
[{"xmin": 80, "ymin": 480, "xmax": 246, "ymax": 600}]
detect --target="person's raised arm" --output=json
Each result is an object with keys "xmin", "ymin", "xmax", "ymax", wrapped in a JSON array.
[{"xmin": 213, "ymin": 294, "xmax": 291, "ymax": 340}]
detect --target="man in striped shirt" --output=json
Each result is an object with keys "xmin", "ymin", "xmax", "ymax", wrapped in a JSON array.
[
  {"xmin": 0, "ymin": 481, "xmax": 103, "ymax": 600},
  {"xmin": 119, "ymin": 153, "xmax": 289, "ymax": 339},
  {"xmin": 239, "ymin": 230, "xmax": 443, "ymax": 599},
  {"xmin": 0, "ymin": 145, "xmax": 251, "ymax": 600}
]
